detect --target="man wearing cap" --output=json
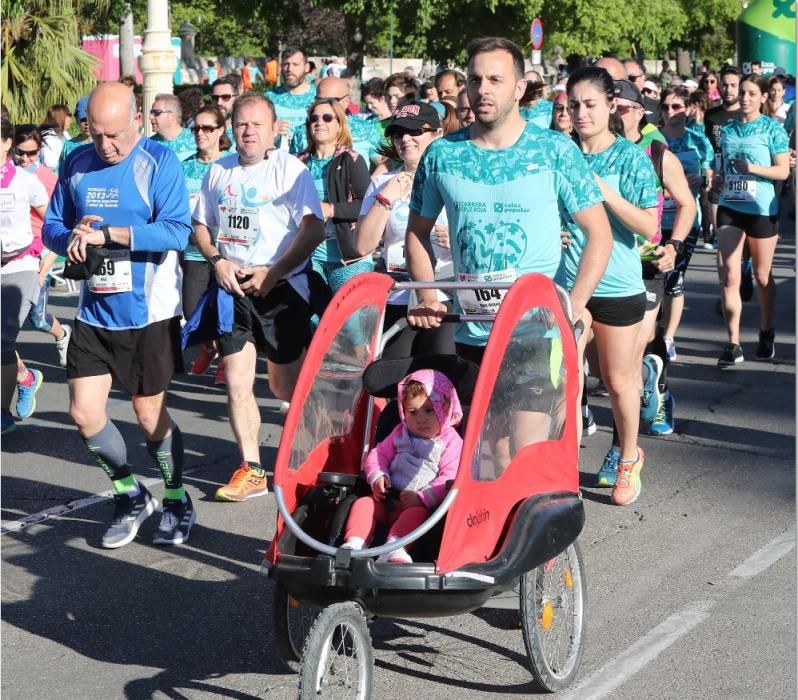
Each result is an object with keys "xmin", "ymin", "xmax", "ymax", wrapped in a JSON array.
[
  {"xmin": 406, "ymin": 37, "xmax": 612, "ymax": 371},
  {"xmin": 58, "ymin": 97, "xmax": 92, "ymax": 170}
]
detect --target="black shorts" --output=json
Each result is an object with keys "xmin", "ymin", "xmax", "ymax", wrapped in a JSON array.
[
  {"xmin": 455, "ymin": 340, "xmax": 562, "ymax": 415},
  {"xmin": 586, "ymin": 293, "xmax": 646, "ymax": 327},
  {"xmin": 181, "ymin": 259, "xmax": 212, "ymax": 321},
  {"xmin": 662, "ymin": 228, "xmax": 699, "ymax": 297},
  {"xmin": 67, "ymin": 317, "xmax": 183, "ymax": 396},
  {"xmin": 218, "ymin": 282, "xmax": 311, "ymax": 364},
  {"xmin": 643, "ymin": 276, "xmax": 665, "ymax": 311},
  {"xmin": 717, "ymin": 206, "xmax": 779, "ymax": 239}
]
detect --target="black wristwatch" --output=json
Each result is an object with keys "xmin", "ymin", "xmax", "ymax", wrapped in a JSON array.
[
  {"xmin": 100, "ymin": 224, "xmax": 112, "ymax": 245},
  {"xmin": 665, "ymin": 239, "xmax": 685, "ymax": 256},
  {"xmin": 209, "ymin": 254, "xmax": 223, "ymax": 268}
]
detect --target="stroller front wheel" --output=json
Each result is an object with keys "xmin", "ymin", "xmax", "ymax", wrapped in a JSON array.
[
  {"xmin": 520, "ymin": 540, "xmax": 587, "ymax": 692},
  {"xmin": 299, "ymin": 601, "xmax": 374, "ymax": 699},
  {"xmin": 273, "ymin": 581, "xmax": 319, "ymax": 672}
]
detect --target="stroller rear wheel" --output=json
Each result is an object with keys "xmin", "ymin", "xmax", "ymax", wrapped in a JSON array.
[
  {"xmin": 299, "ymin": 601, "xmax": 374, "ymax": 699},
  {"xmin": 520, "ymin": 540, "xmax": 586, "ymax": 692},
  {"xmin": 273, "ymin": 581, "xmax": 319, "ymax": 672}
]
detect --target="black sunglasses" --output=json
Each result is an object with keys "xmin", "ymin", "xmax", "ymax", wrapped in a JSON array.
[
  {"xmin": 390, "ymin": 127, "xmax": 435, "ymax": 138},
  {"xmin": 191, "ymin": 124, "xmax": 221, "ymax": 134},
  {"xmin": 211, "ymin": 94, "xmax": 236, "ymax": 102},
  {"xmin": 308, "ymin": 113, "xmax": 337, "ymax": 124},
  {"xmin": 149, "ymin": 109, "xmax": 173, "ymax": 117},
  {"xmin": 15, "ymin": 147, "xmax": 40, "ymax": 157}
]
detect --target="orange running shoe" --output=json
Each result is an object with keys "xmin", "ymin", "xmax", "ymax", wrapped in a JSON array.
[
  {"xmin": 611, "ymin": 448, "xmax": 644, "ymax": 506},
  {"xmin": 215, "ymin": 463, "xmax": 269, "ymax": 502}
]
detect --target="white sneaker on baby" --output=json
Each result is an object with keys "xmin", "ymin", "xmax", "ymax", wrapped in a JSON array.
[
  {"xmin": 341, "ymin": 537, "xmax": 365, "ymax": 550},
  {"xmin": 376, "ymin": 538, "xmax": 412, "ymax": 564}
]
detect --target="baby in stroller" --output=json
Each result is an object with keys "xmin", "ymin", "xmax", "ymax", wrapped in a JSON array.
[{"xmin": 341, "ymin": 369, "xmax": 463, "ymax": 563}]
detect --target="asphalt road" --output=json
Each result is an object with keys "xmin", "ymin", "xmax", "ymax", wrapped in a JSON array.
[{"xmin": 2, "ymin": 224, "xmax": 795, "ymax": 699}]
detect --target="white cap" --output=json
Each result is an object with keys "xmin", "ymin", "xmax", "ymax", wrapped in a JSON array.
[
  {"xmin": 643, "ymin": 80, "xmax": 659, "ymax": 92},
  {"xmin": 684, "ymin": 79, "xmax": 699, "ymax": 89}
]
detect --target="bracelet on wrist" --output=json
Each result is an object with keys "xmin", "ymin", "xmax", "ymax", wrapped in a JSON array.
[{"xmin": 375, "ymin": 193, "xmax": 392, "ymax": 210}]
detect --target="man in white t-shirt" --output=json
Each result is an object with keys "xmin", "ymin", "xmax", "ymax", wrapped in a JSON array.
[
  {"xmin": 1, "ymin": 117, "xmax": 49, "ymax": 434},
  {"xmin": 193, "ymin": 93, "xmax": 325, "ymax": 502}
]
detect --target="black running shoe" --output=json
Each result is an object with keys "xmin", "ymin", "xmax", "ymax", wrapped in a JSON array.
[
  {"xmin": 717, "ymin": 343, "xmax": 744, "ymax": 367},
  {"xmin": 152, "ymin": 493, "xmax": 196, "ymax": 545},
  {"xmin": 755, "ymin": 328, "xmax": 775, "ymax": 361},
  {"xmin": 102, "ymin": 484, "xmax": 158, "ymax": 549}
]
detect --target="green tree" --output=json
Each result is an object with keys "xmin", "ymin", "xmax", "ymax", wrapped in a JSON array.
[{"xmin": 2, "ymin": 0, "xmax": 100, "ymax": 123}]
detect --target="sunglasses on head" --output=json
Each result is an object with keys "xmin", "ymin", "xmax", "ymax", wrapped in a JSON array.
[
  {"xmin": 191, "ymin": 124, "xmax": 220, "ymax": 134},
  {"xmin": 391, "ymin": 127, "xmax": 435, "ymax": 138},
  {"xmin": 211, "ymin": 94, "xmax": 235, "ymax": 102},
  {"xmin": 308, "ymin": 113, "xmax": 337, "ymax": 124},
  {"xmin": 15, "ymin": 147, "xmax": 39, "ymax": 157},
  {"xmin": 149, "ymin": 108, "xmax": 173, "ymax": 117}
]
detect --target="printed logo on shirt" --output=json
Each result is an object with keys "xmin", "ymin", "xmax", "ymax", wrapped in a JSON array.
[
  {"xmin": 219, "ymin": 183, "xmax": 271, "ymax": 209},
  {"xmin": 454, "ymin": 200, "xmax": 488, "ymax": 213},
  {"xmin": 86, "ymin": 187, "xmax": 120, "ymax": 209},
  {"xmin": 457, "ymin": 220, "xmax": 528, "ymax": 272}
]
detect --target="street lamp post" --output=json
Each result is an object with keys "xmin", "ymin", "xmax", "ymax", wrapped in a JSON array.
[{"xmin": 139, "ymin": 0, "xmax": 175, "ymax": 136}]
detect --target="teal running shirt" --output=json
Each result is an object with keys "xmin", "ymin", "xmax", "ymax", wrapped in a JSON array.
[
  {"xmin": 520, "ymin": 100, "xmax": 553, "ymax": 129},
  {"xmin": 662, "ymin": 129, "xmax": 713, "ymax": 231},
  {"xmin": 562, "ymin": 136, "xmax": 658, "ymax": 298},
  {"xmin": 266, "ymin": 85, "xmax": 317, "ymax": 148},
  {"xmin": 410, "ymin": 121, "xmax": 602, "ymax": 346}
]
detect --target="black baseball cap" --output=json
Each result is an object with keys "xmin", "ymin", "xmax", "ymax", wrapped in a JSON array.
[
  {"xmin": 613, "ymin": 79, "xmax": 644, "ymax": 107},
  {"xmin": 385, "ymin": 101, "xmax": 441, "ymax": 136}
]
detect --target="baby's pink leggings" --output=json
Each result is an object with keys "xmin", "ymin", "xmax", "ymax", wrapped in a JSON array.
[{"xmin": 344, "ymin": 495, "xmax": 428, "ymax": 544}]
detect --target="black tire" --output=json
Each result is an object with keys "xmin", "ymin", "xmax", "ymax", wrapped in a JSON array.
[
  {"xmin": 520, "ymin": 540, "xmax": 587, "ymax": 692},
  {"xmin": 298, "ymin": 602, "xmax": 373, "ymax": 699},
  {"xmin": 273, "ymin": 582, "xmax": 319, "ymax": 672}
]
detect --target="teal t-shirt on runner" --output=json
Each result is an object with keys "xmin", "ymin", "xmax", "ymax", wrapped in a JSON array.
[
  {"xmin": 718, "ymin": 115, "xmax": 790, "ymax": 216},
  {"xmin": 305, "ymin": 155, "xmax": 341, "ymax": 264},
  {"xmin": 266, "ymin": 84, "xmax": 318, "ymax": 148},
  {"xmin": 662, "ymin": 129, "xmax": 713, "ymax": 231},
  {"xmin": 562, "ymin": 136, "xmax": 658, "ymax": 299},
  {"xmin": 152, "ymin": 128, "xmax": 196, "ymax": 162},
  {"xmin": 182, "ymin": 152, "xmax": 227, "ymax": 262},
  {"xmin": 520, "ymin": 100, "xmax": 553, "ymax": 129},
  {"xmin": 410, "ymin": 121, "xmax": 603, "ymax": 346}
]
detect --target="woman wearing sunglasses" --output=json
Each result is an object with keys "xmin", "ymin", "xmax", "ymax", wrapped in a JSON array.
[
  {"xmin": 11, "ymin": 124, "xmax": 72, "ymax": 371},
  {"xmin": 699, "ymin": 71, "xmax": 721, "ymax": 107},
  {"xmin": 715, "ymin": 74, "xmax": 790, "ymax": 365},
  {"xmin": 549, "ymin": 90, "xmax": 572, "ymax": 136},
  {"xmin": 658, "ymin": 87, "xmax": 713, "ymax": 364},
  {"xmin": 298, "ymin": 98, "xmax": 372, "ymax": 314},
  {"xmin": 181, "ymin": 105, "xmax": 233, "ymax": 382},
  {"xmin": 353, "ymin": 101, "xmax": 454, "ymax": 358}
]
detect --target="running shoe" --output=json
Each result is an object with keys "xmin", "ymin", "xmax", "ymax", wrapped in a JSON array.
[
  {"xmin": 152, "ymin": 493, "xmax": 196, "ymax": 545},
  {"xmin": 755, "ymin": 328, "xmax": 775, "ymax": 361},
  {"xmin": 102, "ymin": 483, "xmax": 158, "ymax": 549},
  {"xmin": 640, "ymin": 354, "xmax": 664, "ymax": 423},
  {"xmin": 590, "ymin": 380, "xmax": 609, "ymax": 397},
  {"xmin": 16, "ymin": 369, "xmax": 43, "ymax": 420},
  {"xmin": 55, "ymin": 324, "xmax": 72, "ymax": 368},
  {"xmin": 1, "ymin": 411, "xmax": 16, "ymax": 435},
  {"xmin": 596, "ymin": 446, "xmax": 620, "ymax": 487},
  {"xmin": 213, "ymin": 361, "xmax": 226, "ymax": 385},
  {"xmin": 191, "ymin": 342, "xmax": 217, "ymax": 375},
  {"xmin": 663, "ymin": 335, "xmax": 677, "ymax": 361},
  {"xmin": 718, "ymin": 343, "xmax": 744, "ymax": 367},
  {"xmin": 215, "ymin": 463, "xmax": 269, "ymax": 502},
  {"xmin": 611, "ymin": 449, "xmax": 644, "ymax": 506},
  {"xmin": 702, "ymin": 240, "xmax": 717, "ymax": 250},
  {"xmin": 740, "ymin": 258, "xmax": 754, "ymax": 303},
  {"xmin": 648, "ymin": 391, "xmax": 675, "ymax": 436},
  {"xmin": 582, "ymin": 405, "xmax": 597, "ymax": 437}
]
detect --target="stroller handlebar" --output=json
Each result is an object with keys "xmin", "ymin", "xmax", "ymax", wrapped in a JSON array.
[{"xmin": 273, "ymin": 484, "xmax": 460, "ymax": 559}]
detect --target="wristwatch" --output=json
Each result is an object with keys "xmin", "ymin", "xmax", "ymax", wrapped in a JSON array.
[
  {"xmin": 100, "ymin": 224, "xmax": 112, "ymax": 245},
  {"xmin": 665, "ymin": 239, "xmax": 685, "ymax": 256},
  {"xmin": 209, "ymin": 254, "xmax": 223, "ymax": 268}
]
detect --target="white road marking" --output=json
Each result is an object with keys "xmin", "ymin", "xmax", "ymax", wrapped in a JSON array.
[
  {"xmin": 559, "ymin": 600, "xmax": 715, "ymax": 700},
  {"xmin": 729, "ymin": 528, "xmax": 796, "ymax": 578}
]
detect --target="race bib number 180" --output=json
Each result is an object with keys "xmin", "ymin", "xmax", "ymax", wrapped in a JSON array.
[
  {"xmin": 724, "ymin": 174, "xmax": 757, "ymax": 202},
  {"xmin": 456, "ymin": 268, "xmax": 516, "ymax": 314}
]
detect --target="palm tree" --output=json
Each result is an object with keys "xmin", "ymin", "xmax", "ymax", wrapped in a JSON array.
[{"xmin": 2, "ymin": 0, "xmax": 102, "ymax": 124}]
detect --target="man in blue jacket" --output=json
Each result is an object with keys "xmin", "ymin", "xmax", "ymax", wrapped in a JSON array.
[{"xmin": 44, "ymin": 81, "xmax": 194, "ymax": 549}]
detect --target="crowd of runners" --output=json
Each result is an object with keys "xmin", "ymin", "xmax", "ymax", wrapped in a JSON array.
[{"xmin": 1, "ymin": 37, "xmax": 794, "ymax": 551}]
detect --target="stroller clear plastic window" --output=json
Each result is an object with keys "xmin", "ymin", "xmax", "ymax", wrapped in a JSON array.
[
  {"xmin": 471, "ymin": 306, "xmax": 567, "ymax": 481},
  {"xmin": 289, "ymin": 305, "xmax": 382, "ymax": 471}
]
